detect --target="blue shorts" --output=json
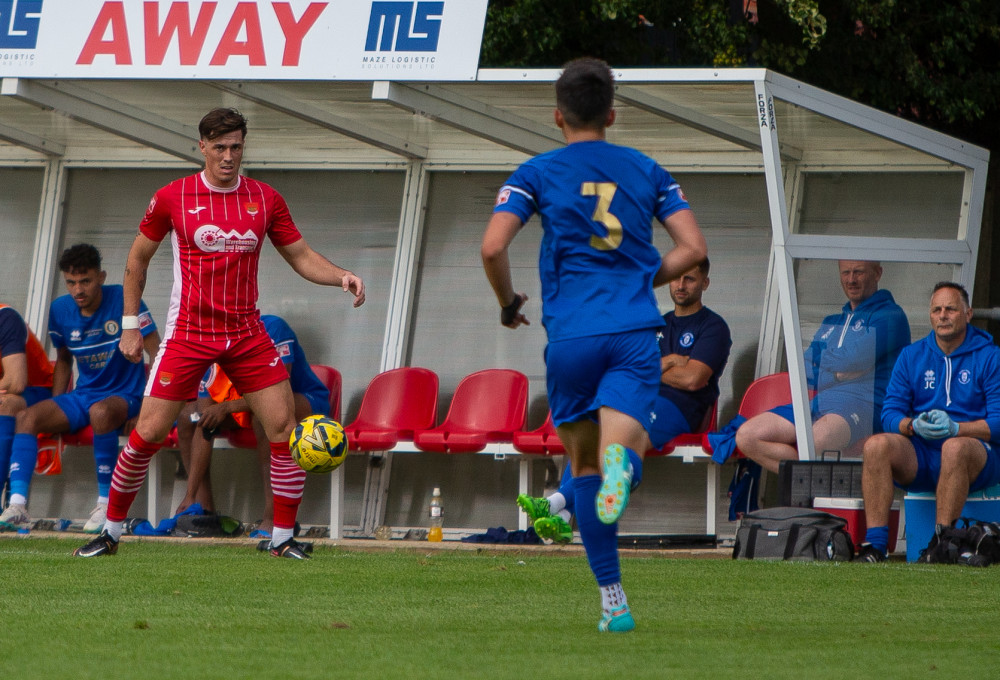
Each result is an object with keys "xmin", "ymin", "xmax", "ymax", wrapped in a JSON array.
[
  {"xmin": 901, "ymin": 438, "xmax": 1000, "ymax": 493},
  {"xmin": 545, "ymin": 329, "xmax": 660, "ymax": 430},
  {"xmin": 647, "ymin": 395, "xmax": 692, "ymax": 450},
  {"xmin": 770, "ymin": 386, "xmax": 874, "ymax": 449},
  {"xmin": 52, "ymin": 389, "xmax": 142, "ymax": 433},
  {"xmin": 23, "ymin": 386, "xmax": 51, "ymax": 407}
]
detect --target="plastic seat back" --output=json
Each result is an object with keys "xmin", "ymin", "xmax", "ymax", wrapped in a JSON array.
[
  {"xmin": 739, "ymin": 372, "xmax": 792, "ymax": 419},
  {"xmin": 349, "ymin": 367, "xmax": 439, "ymax": 435},
  {"xmin": 310, "ymin": 364, "xmax": 343, "ymax": 422},
  {"xmin": 441, "ymin": 369, "xmax": 528, "ymax": 437}
]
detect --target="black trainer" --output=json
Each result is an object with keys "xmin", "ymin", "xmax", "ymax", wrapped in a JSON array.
[
  {"xmin": 257, "ymin": 538, "xmax": 313, "ymax": 554},
  {"xmin": 852, "ymin": 543, "xmax": 887, "ymax": 563},
  {"xmin": 73, "ymin": 530, "xmax": 119, "ymax": 557},
  {"xmin": 269, "ymin": 537, "xmax": 312, "ymax": 559}
]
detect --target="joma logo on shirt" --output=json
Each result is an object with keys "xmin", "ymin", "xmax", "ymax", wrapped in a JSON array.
[{"xmin": 193, "ymin": 225, "xmax": 259, "ymax": 253}]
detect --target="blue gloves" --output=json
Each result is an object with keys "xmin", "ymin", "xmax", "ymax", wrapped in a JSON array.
[{"xmin": 912, "ymin": 409, "xmax": 960, "ymax": 439}]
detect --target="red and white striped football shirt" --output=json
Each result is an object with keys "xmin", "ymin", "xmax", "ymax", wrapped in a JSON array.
[{"xmin": 139, "ymin": 172, "xmax": 302, "ymax": 342}]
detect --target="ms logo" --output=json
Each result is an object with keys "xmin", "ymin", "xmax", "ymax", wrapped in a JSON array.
[
  {"xmin": 0, "ymin": 0, "xmax": 42, "ymax": 49},
  {"xmin": 366, "ymin": 2, "xmax": 443, "ymax": 52}
]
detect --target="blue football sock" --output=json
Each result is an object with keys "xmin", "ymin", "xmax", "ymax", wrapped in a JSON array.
[
  {"xmin": 8, "ymin": 432, "xmax": 37, "ymax": 499},
  {"xmin": 0, "ymin": 415, "xmax": 14, "ymax": 488},
  {"xmin": 627, "ymin": 448, "xmax": 643, "ymax": 490},
  {"xmin": 559, "ymin": 463, "xmax": 574, "ymax": 514},
  {"xmin": 864, "ymin": 525, "xmax": 889, "ymax": 554},
  {"xmin": 573, "ymin": 474, "xmax": 620, "ymax": 586},
  {"xmin": 92, "ymin": 430, "xmax": 120, "ymax": 499}
]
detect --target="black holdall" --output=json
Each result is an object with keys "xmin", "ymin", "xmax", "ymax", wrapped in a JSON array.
[{"xmin": 732, "ymin": 507, "xmax": 855, "ymax": 561}]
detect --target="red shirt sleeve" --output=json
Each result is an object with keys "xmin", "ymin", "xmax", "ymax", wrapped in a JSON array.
[
  {"xmin": 138, "ymin": 187, "xmax": 174, "ymax": 242},
  {"xmin": 266, "ymin": 190, "xmax": 303, "ymax": 247}
]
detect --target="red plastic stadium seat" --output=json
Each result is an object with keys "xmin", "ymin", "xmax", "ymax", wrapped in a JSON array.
[
  {"xmin": 412, "ymin": 369, "xmax": 528, "ymax": 454},
  {"xmin": 342, "ymin": 367, "xmax": 439, "ymax": 452},
  {"xmin": 700, "ymin": 372, "xmax": 793, "ymax": 458},
  {"xmin": 226, "ymin": 364, "xmax": 342, "ymax": 449},
  {"xmin": 512, "ymin": 411, "xmax": 565, "ymax": 456},
  {"xmin": 647, "ymin": 400, "xmax": 718, "ymax": 457}
]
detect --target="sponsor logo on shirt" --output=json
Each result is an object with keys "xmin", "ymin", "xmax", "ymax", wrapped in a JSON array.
[
  {"xmin": 495, "ymin": 187, "xmax": 511, "ymax": 206},
  {"xmin": 680, "ymin": 332, "xmax": 694, "ymax": 348},
  {"xmin": 193, "ymin": 225, "xmax": 259, "ymax": 253},
  {"xmin": 145, "ymin": 196, "xmax": 157, "ymax": 216},
  {"xmin": 276, "ymin": 343, "xmax": 292, "ymax": 358},
  {"xmin": 188, "ymin": 206, "xmax": 207, "ymax": 215},
  {"xmin": 70, "ymin": 329, "xmax": 81, "ymax": 342},
  {"xmin": 138, "ymin": 311, "xmax": 154, "ymax": 330},
  {"xmin": 924, "ymin": 369, "xmax": 936, "ymax": 390}
]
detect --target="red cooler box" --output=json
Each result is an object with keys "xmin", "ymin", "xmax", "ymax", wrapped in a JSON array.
[{"xmin": 813, "ymin": 497, "xmax": 899, "ymax": 553}]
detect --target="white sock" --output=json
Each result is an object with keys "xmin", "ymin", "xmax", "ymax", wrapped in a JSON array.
[
  {"xmin": 9, "ymin": 493, "xmax": 26, "ymax": 506},
  {"xmin": 600, "ymin": 582, "xmax": 628, "ymax": 613},
  {"xmin": 547, "ymin": 492, "xmax": 566, "ymax": 515},
  {"xmin": 105, "ymin": 520, "xmax": 124, "ymax": 541},
  {"xmin": 97, "ymin": 496, "xmax": 109, "ymax": 506},
  {"xmin": 271, "ymin": 527, "xmax": 294, "ymax": 547},
  {"xmin": 557, "ymin": 509, "xmax": 572, "ymax": 523}
]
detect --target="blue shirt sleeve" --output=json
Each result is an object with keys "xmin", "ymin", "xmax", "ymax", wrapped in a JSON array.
[
  {"xmin": 0, "ymin": 308, "xmax": 27, "ymax": 357},
  {"xmin": 653, "ymin": 167, "xmax": 690, "ymax": 222},
  {"xmin": 493, "ymin": 161, "xmax": 540, "ymax": 224},
  {"xmin": 881, "ymin": 348, "xmax": 913, "ymax": 435}
]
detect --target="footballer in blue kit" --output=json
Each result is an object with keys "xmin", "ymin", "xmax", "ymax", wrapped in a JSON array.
[
  {"xmin": 483, "ymin": 58, "xmax": 707, "ymax": 633},
  {"xmin": 518, "ymin": 261, "xmax": 731, "ymax": 548},
  {"xmin": 0, "ymin": 245, "xmax": 160, "ymax": 534}
]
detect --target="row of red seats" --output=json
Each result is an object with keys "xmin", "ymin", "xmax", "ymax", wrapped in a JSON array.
[{"xmin": 47, "ymin": 364, "xmax": 796, "ymax": 462}]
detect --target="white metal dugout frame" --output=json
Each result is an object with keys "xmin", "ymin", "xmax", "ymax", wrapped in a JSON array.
[{"xmin": 0, "ymin": 67, "xmax": 989, "ymax": 538}]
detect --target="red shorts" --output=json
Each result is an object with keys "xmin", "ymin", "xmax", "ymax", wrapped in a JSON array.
[{"xmin": 146, "ymin": 334, "xmax": 288, "ymax": 402}]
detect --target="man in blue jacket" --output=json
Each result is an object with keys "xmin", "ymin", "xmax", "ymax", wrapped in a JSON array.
[
  {"xmin": 855, "ymin": 282, "xmax": 1000, "ymax": 562},
  {"xmin": 736, "ymin": 261, "xmax": 911, "ymax": 473}
]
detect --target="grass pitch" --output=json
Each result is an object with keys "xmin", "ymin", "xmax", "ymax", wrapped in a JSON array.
[{"xmin": 1, "ymin": 536, "xmax": 998, "ymax": 679}]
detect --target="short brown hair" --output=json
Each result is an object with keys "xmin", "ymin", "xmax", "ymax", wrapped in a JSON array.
[
  {"xmin": 199, "ymin": 108, "xmax": 248, "ymax": 141},
  {"xmin": 555, "ymin": 57, "xmax": 615, "ymax": 130}
]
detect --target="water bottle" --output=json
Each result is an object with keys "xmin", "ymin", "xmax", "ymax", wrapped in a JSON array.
[{"xmin": 428, "ymin": 487, "xmax": 443, "ymax": 542}]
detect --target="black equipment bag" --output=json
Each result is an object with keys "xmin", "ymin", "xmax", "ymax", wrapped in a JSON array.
[
  {"xmin": 733, "ymin": 507, "xmax": 855, "ymax": 561},
  {"xmin": 918, "ymin": 517, "xmax": 1000, "ymax": 566}
]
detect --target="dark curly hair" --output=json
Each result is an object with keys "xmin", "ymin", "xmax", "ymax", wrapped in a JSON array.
[{"xmin": 58, "ymin": 243, "xmax": 102, "ymax": 273}]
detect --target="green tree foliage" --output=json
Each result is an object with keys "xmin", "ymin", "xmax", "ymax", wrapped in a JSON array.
[{"xmin": 481, "ymin": 0, "xmax": 1000, "ymax": 148}]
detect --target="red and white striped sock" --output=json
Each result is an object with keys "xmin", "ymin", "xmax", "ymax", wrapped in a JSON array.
[
  {"xmin": 270, "ymin": 440, "xmax": 306, "ymax": 532},
  {"xmin": 108, "ymin": 430, "xmax": 162, "ymax": 524}
]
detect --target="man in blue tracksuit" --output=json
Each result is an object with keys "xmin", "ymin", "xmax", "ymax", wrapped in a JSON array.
[
  {"xmin": 736, "ymin": 260, "xmax": 911, "ymax": 473},
  {"xmin": 855, "ymin": 282, "xmax": 1000, "ymax": 562}
]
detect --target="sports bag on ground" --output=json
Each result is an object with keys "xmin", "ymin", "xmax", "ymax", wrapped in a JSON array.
[
  {"xmin": 917, "ymin": 517, "xmax": 1000, "ymax": 566},
  {"xmin": 733, "ymin": 507, "xmax": 854, "ymax": 561}
]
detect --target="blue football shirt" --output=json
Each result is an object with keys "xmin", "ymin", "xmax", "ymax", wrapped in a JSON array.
[
  {"xmin": 494, "ymin": 140, "xmax": 690, "ymax": 341},
  {"xmin": 48, "ymin": 285, "xmax": 156, "ymax": 395}
]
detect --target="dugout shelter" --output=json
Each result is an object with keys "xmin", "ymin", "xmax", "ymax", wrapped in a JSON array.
[{"xmin": 0, "ymin": 1, "xmax": 988, "ymax": 539}]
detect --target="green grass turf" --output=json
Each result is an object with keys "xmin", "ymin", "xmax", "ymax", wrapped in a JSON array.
[{"xmin": 1, "ymin": 537, "xmax": 999, "ymax": 679}]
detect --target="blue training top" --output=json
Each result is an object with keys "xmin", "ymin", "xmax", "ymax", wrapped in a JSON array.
[
  {"xmin": 657, "ymin": 306, "xmax": 732, "ymax": 430},
  {"xmin": 48, "ymin": 284, "xmax": 156, "ymax": 395},
  {"xmin": 494, "ymin": 140, "xmax": 690, "ymax": 341},
  {"xmin": 882, "ymin": 325, "xmax": 1000, "ymax": 446},
  {"xmin": 805, "ymin": 288, "xmax": 911, "ymax": 430}
]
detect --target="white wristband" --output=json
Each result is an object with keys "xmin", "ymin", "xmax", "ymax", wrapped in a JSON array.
[{"xmin": 121, "ymin": 315, "xmax": 140, "ymax": 330}]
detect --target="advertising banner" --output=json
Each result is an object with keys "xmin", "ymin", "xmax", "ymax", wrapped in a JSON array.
[{"xmin": 0, "ymin": 0, "xmax": 487, "ymax": 80}]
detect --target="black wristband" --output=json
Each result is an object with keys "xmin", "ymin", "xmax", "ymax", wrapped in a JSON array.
[{"xmin": 500, "ymin": 294, "xmax": 523, "ymax": 326}]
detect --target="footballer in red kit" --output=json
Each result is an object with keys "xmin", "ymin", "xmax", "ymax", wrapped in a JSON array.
[{"xmin": 75, "ymin": 108, "xmax": 365, "ymax": 560}]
